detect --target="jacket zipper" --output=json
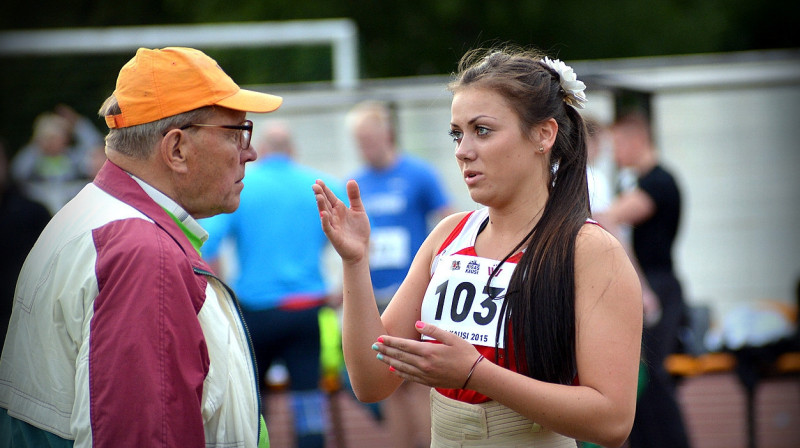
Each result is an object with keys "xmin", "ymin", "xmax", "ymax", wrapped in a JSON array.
[{"xmin": 193, "ymin": 267, "xmax": 262, "ymax": 444}]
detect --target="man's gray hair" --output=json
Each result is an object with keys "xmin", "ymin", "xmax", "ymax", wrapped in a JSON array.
[{"xmin": 98, "ymin": 95, "xmax": 214, "ymax": 159}]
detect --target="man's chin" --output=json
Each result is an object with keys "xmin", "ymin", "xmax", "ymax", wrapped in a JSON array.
[{"xmin": 223, "ymin": 198, "xmax": 241, "ymax": 214}]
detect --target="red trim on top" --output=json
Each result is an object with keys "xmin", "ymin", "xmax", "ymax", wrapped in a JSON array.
[{"xmin": 436, "ymin": 211, "xmax": 475, "ymax": 255}]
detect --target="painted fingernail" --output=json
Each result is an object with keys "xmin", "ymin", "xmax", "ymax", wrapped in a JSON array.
[
  {"xmin": 377, "ymin": 353, "xmax": 384, "ymax": 361},
  {"xmin": 371, "ymin": 343, "xmax": 379, "ymax": 351},
  {"xmin": 377, "ymin": 336, "xmax": 384, "ymax": 343},
  {"xmin": 389, "ymin": 366, "xmax": 396, "ymax": 372},
  {"xmin": 415, "ymin": 321, "xmax": 425, "ymax": 329}
]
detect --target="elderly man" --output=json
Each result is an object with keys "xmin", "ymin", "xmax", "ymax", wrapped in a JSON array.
[{"xmin": 0, "ymin": 47, "xmax": 282, "ymax": 447}]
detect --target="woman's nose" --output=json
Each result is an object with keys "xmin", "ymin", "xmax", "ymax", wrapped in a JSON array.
[{"xmin": 454, "ymin": 139, "xmax": 475, "ymax": 161}]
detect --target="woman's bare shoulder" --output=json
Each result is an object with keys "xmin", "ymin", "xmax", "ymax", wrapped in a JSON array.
[
  {"xmin": 426, "ymin": 210, "xmax": 471, "ymax": 241},
  {"xmin": 575, "ymin": 221, "xmax": 637, "ymax": 285},
  {"xmin": 576, "ymin": 221, "xmax": 624, "ymax": 255},
  {"xmin": 418, "ymin": 210, "xmax": 473, "ymax": 257}
]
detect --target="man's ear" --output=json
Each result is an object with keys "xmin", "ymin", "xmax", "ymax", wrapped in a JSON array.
[{"xmin": 160, "ymin": 129, "xmax": 190, "ymax": 174}]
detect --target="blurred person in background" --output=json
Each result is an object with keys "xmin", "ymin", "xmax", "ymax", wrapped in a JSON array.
[
  {"xmin": 0, "ymin": 138, "xmax": 51, "ymax": 349},
  {"xmin": 201, "ymin": 121, "xmax": 345, "ymax": 448},
  {"xmin": 86, "ymin": 142, "xmax": 109, "ymax": 179},
  {"xmin": 10, "ymin": 104, "xmax": 103, "ymax": 213},
  {"xmin": 0, "ymin": 47, "xmax": 282, "ymax": 447},
  {"xmin": 598, "ymin": 110, "xmax": 691, "ymax": 448},
  {"xmin": 346, "ymin": 100, "xmax": 453, "ymax": 448},
  {"xmin": 584, "ymin": 116, "xmax": 614, "ymax": 216}
]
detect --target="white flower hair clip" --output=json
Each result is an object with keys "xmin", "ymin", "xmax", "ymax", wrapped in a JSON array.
[{"xmin": 540, "ymin": 57, "xmax": 587, "ymax": 109}]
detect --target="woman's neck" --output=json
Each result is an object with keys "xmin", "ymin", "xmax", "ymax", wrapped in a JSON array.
[{"xmin": 477, "ymin": 196, "xmax": 546, "ymax": 260}]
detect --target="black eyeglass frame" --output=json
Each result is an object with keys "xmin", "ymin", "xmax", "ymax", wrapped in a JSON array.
[{"xmin": 163, "ymin": 120, "xmax": 254, "ymax": 149}]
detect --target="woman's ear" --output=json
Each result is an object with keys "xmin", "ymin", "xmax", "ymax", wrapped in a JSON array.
[
  {"xmin": 535, "ymin": 118, "xmax": 558, "ymax": 153},
  {"xmin": 160, "ymin": 129, "xmax": 189, "ymax": 174}
]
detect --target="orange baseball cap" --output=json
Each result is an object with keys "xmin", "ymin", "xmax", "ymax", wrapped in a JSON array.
[{"xmin": 104, "ymin": 47, "xmax": 283, "ymax": 129}]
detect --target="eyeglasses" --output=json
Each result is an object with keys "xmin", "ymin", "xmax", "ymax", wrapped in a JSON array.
[{"xmin": 168, "ymin": 120, "xmax": 253, "ymax": 150}]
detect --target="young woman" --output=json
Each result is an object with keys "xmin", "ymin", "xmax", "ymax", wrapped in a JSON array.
[{"xmin": 313, "ymin": 47, "xmax": 643, "ymax": 447}]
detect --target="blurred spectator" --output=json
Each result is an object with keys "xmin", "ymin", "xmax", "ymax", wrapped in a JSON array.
[
  {"xmin": 584, "ymin": 116, "xmax": 614, "ymax": 215},
  {"xmin": 86, "ymin": 143, "xmax": 108, "ymax": 179},
  {"xmin": 346, "ymin": 100, "xmax": 453, "ymax": 448},
  {"xmin": 201, "ymin": 121, "xmax": 345, "ymax": 448},
  {"xmin": 10, "ymin": 104, "xmax": 103, "ymax": 213},
  {"xmin": 346, "ymin": 100, "xmax": 453, "ymax": 312},
  {"xmin": 0, "ymin": 138, "xmax": 51, "ymax": 348},
  {"xmin": 599, "ymin": 110, "xmax": 691, "ymax": 448}
]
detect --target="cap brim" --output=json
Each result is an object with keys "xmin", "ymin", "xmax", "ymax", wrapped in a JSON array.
[{"xmin": 216, "ymin": 88, "xmax": 283, "ymax": 113}]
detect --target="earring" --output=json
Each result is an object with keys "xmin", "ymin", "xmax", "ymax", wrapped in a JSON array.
[{"xmin": 538, "ymin": 146, "xmax": 545, "ymax": 153}]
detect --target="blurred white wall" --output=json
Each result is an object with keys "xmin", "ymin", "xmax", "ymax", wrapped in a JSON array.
[{"xmin": 656, "ymin": 83, "xmax": 800, "ymax": 320}]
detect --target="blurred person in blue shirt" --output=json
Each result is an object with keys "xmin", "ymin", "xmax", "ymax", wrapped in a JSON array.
[
  {"xmin": 346, "ymin": 100, "xmax": 453, "ymax": 448},
  {"xmin": 201, "ymin": 121, "xmax": 345, "ymax": 448}
]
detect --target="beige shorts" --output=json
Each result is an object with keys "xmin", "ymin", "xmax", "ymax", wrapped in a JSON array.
[{"xmin": 430, "ymin": 389, "xmax": 577, "ymax": 447}]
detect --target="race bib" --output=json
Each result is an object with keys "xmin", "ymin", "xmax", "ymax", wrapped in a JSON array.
[
  {"xmin": 420, "ymin": 254, "xmax": 514, "ymax": 348},
  {"xmin": 369, "ymin": 227, "xmax": 410, "ymax": 269}
]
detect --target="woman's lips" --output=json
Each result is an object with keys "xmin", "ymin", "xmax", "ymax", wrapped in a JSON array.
[{"xmin": 463, "ymin": 170, "xmax": 482, "ymax": 186}]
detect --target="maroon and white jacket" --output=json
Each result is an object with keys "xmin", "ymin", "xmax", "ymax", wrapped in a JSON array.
[{"xmin": 0, "ymin": 161, "xmax": 261, "ymax": 447}]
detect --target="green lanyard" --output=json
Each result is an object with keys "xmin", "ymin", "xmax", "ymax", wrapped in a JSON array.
[{"xmin": 161, "ymin": 207, "xmax": 202, "ymax": 256}]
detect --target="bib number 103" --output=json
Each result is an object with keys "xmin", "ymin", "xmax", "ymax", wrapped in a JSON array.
[{"xmin": 432, "ymin": 280, "xmax": 505, "ymax": 326}]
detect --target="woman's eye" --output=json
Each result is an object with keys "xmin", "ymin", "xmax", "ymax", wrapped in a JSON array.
[
  {"xmin": 476, "ymin": 126, "xmax": 490, "ymax": 136},
  {"xmin": 448, "ymin": 129, "xmax": 462, "ymax": 142}
]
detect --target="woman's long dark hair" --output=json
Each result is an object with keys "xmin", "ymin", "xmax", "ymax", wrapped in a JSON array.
[{"xmin": 448, "ymin": 47, "xmax": 590, "ymax": 385}]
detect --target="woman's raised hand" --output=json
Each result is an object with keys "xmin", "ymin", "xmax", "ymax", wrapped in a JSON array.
[{"xmin": 313, "ymin": 179, "xmax": 371, "ymax": 263}]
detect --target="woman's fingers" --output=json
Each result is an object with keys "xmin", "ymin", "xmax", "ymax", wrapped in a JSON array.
[
  {"xmin": 413, "ymin": 321, "xmax": 459, "ymax": 345},
  {"xmin": 319, "ymin": 179, "xmax": 341, "ymax": 206},
  {"xmin": 372, "ymin": 336, "xmax": 442, "ymax": 383},
  {"xmin": 345, "ymin": 179, "xmax": 364, "ymax": 212},
  {"xmin": 372, "ymin": 340, "xmax": 430, "ymax": 384},
  {"xmin": 312, "ymin": 181, "xmax": 332, "ymax": 214},
  {"xmin": 372, "ymin": 326, "xmax": 481, "ymax": 389}
]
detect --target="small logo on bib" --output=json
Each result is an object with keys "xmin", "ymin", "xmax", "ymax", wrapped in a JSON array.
[{"xmin": 488, "ymin": 265, "xmax": 503, "ymax": 276}]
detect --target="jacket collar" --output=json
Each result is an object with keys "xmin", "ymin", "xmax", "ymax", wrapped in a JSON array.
[{"xmin": 93, "ymin": 160, "xmax": 209, "ymax": 269}]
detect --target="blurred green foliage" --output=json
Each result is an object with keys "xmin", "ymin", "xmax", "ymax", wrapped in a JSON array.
[{"xmin": 1, "ymin": 0, "xmax": 796, "ymax": 154}]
